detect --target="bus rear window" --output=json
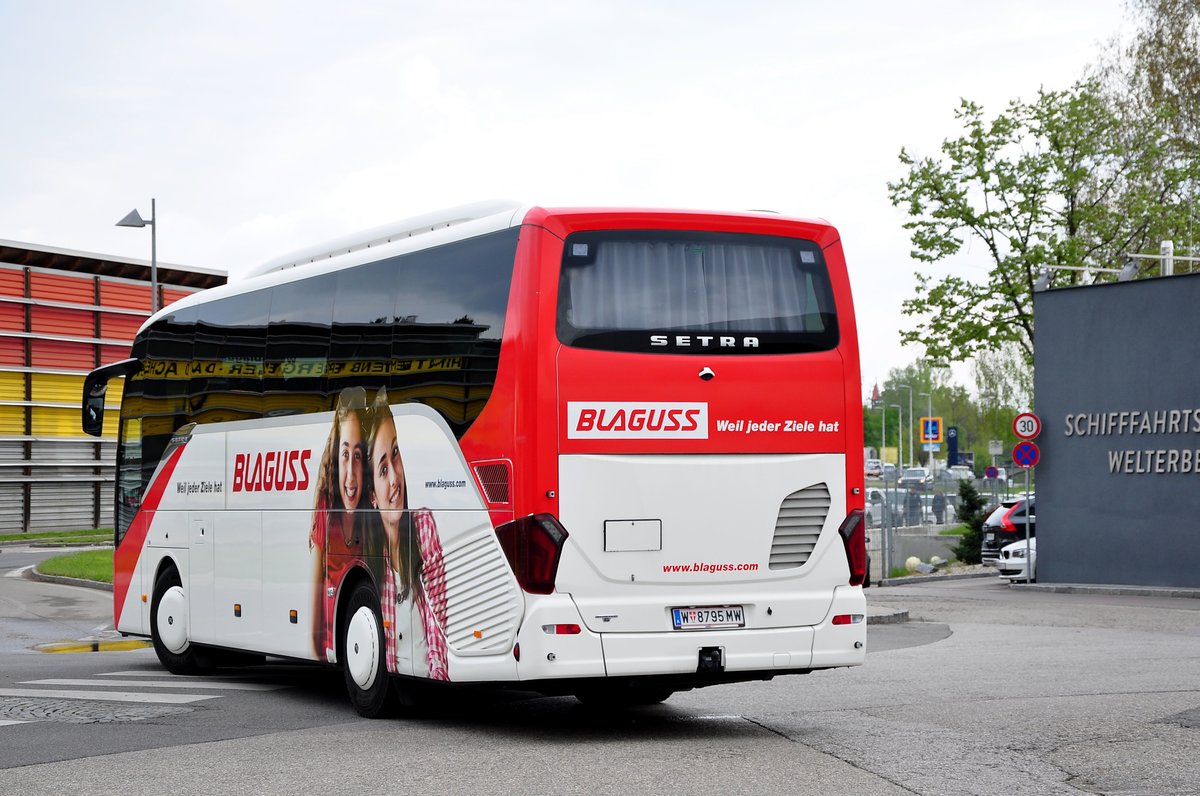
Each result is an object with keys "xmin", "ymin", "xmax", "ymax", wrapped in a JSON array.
[{"xmin": 556, "ymin": 231, "xmax": 838, "ymax": 354}]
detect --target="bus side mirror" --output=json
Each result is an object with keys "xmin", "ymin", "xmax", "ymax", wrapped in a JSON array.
[
  {"xmin": 82, "ymin": 384, "xmax": 107, "ymax": 437},
  {"xmin": 81, "ymin": 358, "xmax": 139, "ymax": 437}
]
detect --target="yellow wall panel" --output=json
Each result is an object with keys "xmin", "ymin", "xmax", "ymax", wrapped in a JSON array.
[
  {"xmin": 32, "ymin": 406, "xmax": 79, "ymax": 437},
  {"xmin": 0, "ymin": 406, "xmax": 23, "ymax": 435},
  {"xmin": 31, "ymin": 373, "xmax": 85, "ymax": 405},
  {"xmin": 0, "ymin": 372, "xmax": 25, "ymax": 402}
]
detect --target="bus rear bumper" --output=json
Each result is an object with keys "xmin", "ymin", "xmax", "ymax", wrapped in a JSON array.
[{"xmin": 511, "ymin": 588, "xmax": 865, "ymax": 682}]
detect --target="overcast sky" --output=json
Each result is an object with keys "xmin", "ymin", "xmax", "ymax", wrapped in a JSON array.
[{"xmin": 0, "ymin": 1, "xmax": 1128, "ymax": 399}]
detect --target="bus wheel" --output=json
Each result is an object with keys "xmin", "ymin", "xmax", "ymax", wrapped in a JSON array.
[
  {"xmin": 150, "ymin": 568, "xmax": 204, "ymax": 674},
  {"xmin": 342, "ymin": 582, "xmax": 392, "ymax": 718}
]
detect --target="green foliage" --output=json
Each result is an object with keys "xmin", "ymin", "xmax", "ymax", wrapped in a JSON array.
[
  {"xmin": 888, "ymin": 78, "xmax": 1199, "ymax": 367},
  {"xmin": 951, "ymin": 479, "xmax": 990, "ymax": 564},
  {"xmin": 37, "ymin": 549, "xmax": 114, "ymax": 584}
]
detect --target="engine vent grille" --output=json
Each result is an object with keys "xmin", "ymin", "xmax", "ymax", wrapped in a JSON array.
[
  {"xmin": 472, "ymin": 462, "xmax": 511, "ymax": 505},
  {"xmin": 441, "ymin": 532, "xmax": 522, "ymax": 653},
  {"xmin": 769, "ymin": 483, "xmax": 830, "ymax": 570}
]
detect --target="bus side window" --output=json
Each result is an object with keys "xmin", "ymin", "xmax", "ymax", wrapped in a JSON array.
[{"xmin": 266, "ymin": 275, "xmax": 335, "ymax": 416}]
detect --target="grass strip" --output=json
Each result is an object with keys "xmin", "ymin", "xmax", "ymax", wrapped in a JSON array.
[{"xmin": 36, "ymin": 549, "xmax": 114, "ymax": 584}]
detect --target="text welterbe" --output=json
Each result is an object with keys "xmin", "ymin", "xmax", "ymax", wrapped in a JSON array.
[{"xmin": 232, "ymin": 449, "xmax": 312, "ymax": 492}]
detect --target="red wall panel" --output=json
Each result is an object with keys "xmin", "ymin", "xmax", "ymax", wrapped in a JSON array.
[
  {"xmin": 162, "ymin": 287, "xmax": 194, "ymax": 307},
  {"xmin": 0, "ymin": 336, "xmax": 24, "ymax": 366},
  {"xmin": 0, "ymin": 268, "xmax": 24, "ymax": 298},
  {"xmin": 99, "ymin": 280, "xmax": 152, "ymax": 311},
  {"xmin": 31, "ymin": 339, "xmax": 94, "ymax": 370},
  {"xmin": 30, "ymin": 272, "xmax": 94, "ymax": 304},
  {"xmin": 100, "ymin": 344, "xmax": 131, "ymax": 362},
  {"xmin": 31, "ymin": 306, "xmax": 93, "ymax": 337},
  {"xmin": 0, "ymin": 303, "xmax": 24, "ymax": 332},
  {"xmin": 100, "ymin": 313, "xmax": 143, "ymax": 341}
]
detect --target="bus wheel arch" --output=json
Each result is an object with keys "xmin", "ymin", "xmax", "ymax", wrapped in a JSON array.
[
  {"xmin": 150, "ymin": 561, "xmax": 205, "ymax": 674},
  {"xmin": 341, "ymin": 579, "xmax": 393, "ymax": 718}
]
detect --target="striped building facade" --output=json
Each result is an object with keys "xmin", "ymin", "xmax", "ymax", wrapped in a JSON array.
[{"xmin": 0, "ymin": 240, "xmax": 225, "ymax": 533}]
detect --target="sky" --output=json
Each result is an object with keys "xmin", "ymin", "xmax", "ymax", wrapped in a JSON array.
[{"xmin": 0, "ymin": 1, "xmax": 1129, "ymax": 400}]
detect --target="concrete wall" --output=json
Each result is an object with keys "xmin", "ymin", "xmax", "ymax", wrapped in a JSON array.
[{"xmin": 1034, "ymin": 272, "xmax": 1200, "ymax": 587}]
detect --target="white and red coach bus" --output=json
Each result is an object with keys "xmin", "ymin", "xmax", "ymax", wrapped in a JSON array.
[{"xmin": 82, "ymin": 201, "xmax": 867, "ymax": 717}]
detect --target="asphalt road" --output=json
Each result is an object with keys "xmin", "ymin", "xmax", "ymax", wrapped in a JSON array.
[{"xmin": 2, "ymin": 549, "xmax": 1199, "ymax": 795}]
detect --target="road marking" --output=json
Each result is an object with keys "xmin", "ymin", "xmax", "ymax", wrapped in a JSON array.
[
  {"xmin": 28, "ymin": 678, "xmax": 286, "ymax": 692},
  {"xmin": 4, "ymin": 565, "xmax": 34, "ymax": 578},
  {"xmin": 0, "ymin": 719, "xmax": 29, "ymax": 726},
  {"xmin": 0, "ymin": 688, "xmax": 216, "ymax": 704},
  {"xmin": 100, "ymin": 670, "xmax": 264, "ymax": 680}
]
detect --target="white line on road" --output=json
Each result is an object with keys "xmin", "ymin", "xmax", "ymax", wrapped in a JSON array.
[
  {"xmin": 28, "ymin": 678, "xmax": 287, "ymax": 691},
  {"xmin": 0, "ymin": 688, "xmax": 217, "ymax": 704}
]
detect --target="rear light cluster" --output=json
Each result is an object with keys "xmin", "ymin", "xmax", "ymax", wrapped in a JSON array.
[
  {"xmin": 1000, "ymin": 504, "xmax": 1021, "ymax": 532},
  {"xmin": 495, "ymin": 513, "xmax": 570, "ymax": 594},
  {"xmin": 837, "ymin": 509, "xmax": 867, "ymax": 587}
]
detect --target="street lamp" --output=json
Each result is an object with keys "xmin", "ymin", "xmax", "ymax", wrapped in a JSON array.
[
  {"xmin": 887, "ymin": 402, "xmax": 902, "ymax": 575},
  {"xmin": 919, "ymin": 391, "xmax": 931, "ymax": 467},
  {"xmin": 896, "ymin": 383, "xmax": 912, "ymax": 469},
  {"xmin": 116, "ymin": 198, "xmax": 158, "ymax": 313}
]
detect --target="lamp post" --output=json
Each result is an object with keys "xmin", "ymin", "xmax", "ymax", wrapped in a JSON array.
[
  {"xmin": 116, "ymin": 198, "xmax": 158, "ymax": 313},
  {"xmin": 919, "ymin": 391, "xmax": 931, "ymax": 468},
  {"xmin": 896, "ymin": 383, "xmax": 912, "ymax": 469},
  {"xmin": 887, "ymin": 403, "xmax": 902, "ymax": 576}
]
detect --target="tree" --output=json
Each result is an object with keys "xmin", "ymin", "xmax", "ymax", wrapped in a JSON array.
[
  {"xmin": 888, "ymin": 79, "xmax": 1198, "ymax": 367},
  {"xmin": 1096, "ymin": 0, "xmax": 1199, "ymax": 159}
]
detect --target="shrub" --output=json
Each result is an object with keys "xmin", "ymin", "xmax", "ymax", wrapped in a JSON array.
[{"xmin": 951, "ymin": 480, "xmax": 989, "ymax": 564}]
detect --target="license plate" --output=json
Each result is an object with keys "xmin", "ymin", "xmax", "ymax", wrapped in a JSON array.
[
  {"xmin": 671, "ymin": 605, "xmax": 745, "ymax": 630},
  {"xmin": 985, "ymin": 532, "xmax": 995, "ymax": 541}
]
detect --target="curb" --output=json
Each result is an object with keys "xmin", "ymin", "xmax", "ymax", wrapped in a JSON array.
[
  {"xmin": 1015, "ymin": 582, "xmax": 1200, "ymax": 599},
  {"xmin": 866, "ymin": 608, "xmax": 909, "ymax": 625},
  {"xmin": 877, "ymin": 570, "xmax": 996, "ymax": 587},
  {"xmin": 26, "ymin": 566, "xmax": 113, "ymax": 592},
  {"xmin": 35, "ymin": 639, "xmax": 152, "ymax": 654}
]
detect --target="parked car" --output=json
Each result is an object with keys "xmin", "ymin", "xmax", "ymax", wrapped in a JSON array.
[
  {"xmin": 898, "ymin": 467, "xmax": 933, "ymax": 490},
  {"xmin": 865, "ymin": 458, "xmax": 883, "ymax": 478},
  {"xmin": 881, "ymin": 463, "xmax": 897, "ymax": 483},
  {"xmin": 980, "ymin": 496, "xmax": 1035, "ymax": 566},
  {"xmin": 997, "ymin": 536, "xmax": 1036, "ymax": 582},
  {"xmin": 940, "ymin": 465, "xmax": 974, "ymax": 483}
]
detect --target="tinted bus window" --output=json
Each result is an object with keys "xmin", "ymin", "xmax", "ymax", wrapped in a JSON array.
[
  {"xmin": 557, "ymin": 231, "xmax": 838, "ymax": 354},
  {"xmin": 265, "ymin": 274, "xmax": 336, "ymax": 417}
]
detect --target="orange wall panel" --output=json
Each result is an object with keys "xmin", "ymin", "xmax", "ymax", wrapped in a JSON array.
[
  {"xmin": 0, "ymin": 336, "xmax": 24, "ymax": 366},
  {"xmin": 30, "ymin": 272, "xmax": 94, "ymax": 304},
  {"xmin": 99, "ymin": 313, "xmax": 143, "ymax": 341},
  {"xmin": 0, "ymin": 268, "xmax": 24, "ymax": 298},
  {"xmin": 100, "ymin": 344, "xmax": 131, "ymax": 362},
  {"xmin": 31, "ymin": 305, "xmax": 93, "ymax": 337},
  {"xmin": 31, "ymin": 339, "xmax": 94, "ymax": 370},
  {"xmin": 0, "ymin": 303, "xmax": 24, "ymax": 332},
  {"xmin": 99, "ymin": 280, "xmax": 152, "ymax": 311},
  {"xmin": 162, "ymin": 287, "xmax": 200, "ymax": 306}
]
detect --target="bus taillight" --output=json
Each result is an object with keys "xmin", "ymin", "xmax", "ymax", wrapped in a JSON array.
[
  {"xmin": 837, "ymin": 509, "xmax": 867, "ymax": 587},
  {"xmin": 495, "ymin": 514, "xmax": 570, "ymax": 595}
]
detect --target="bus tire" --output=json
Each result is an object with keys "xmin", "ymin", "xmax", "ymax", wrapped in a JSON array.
[
  {"xmin": 150, "ymin": 567, "xmax": 205, "ymax": 675},
  {"xmin": 342, "ymin": 582, "xmax": 392, "ymax": 718}
]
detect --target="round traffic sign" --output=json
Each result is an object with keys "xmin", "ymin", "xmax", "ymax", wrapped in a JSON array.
[
  {"xmin": 1013, "ymin": 412, "xmax": 1041, "ymax": 440},
  {"xmin": 1012, "ymin": 440, "xmax": 1040, "ymax": 468},
  {"xmin": 985, "ymin": 465, "xmax": 999, "ymax": 479}
]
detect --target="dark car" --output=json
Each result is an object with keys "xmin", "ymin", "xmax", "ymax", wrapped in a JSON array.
[{"xmin": 980, "ymin": 496, "xmax": 1035, "ymax": 567}]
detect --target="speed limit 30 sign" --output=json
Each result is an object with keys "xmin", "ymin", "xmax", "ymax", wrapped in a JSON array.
[{"xmin": 1013, "ymin": 412, "xmax": 1041, "ymax": 440}]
